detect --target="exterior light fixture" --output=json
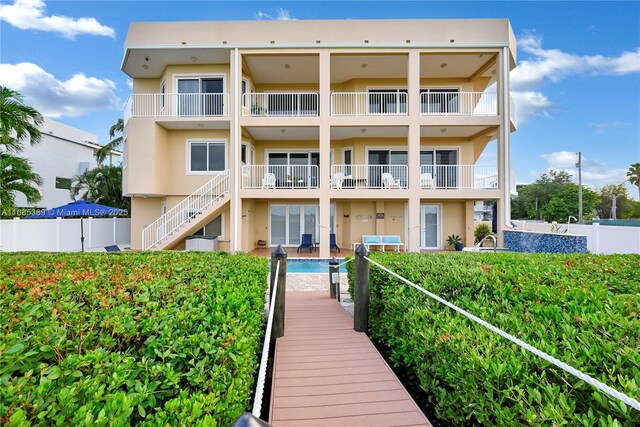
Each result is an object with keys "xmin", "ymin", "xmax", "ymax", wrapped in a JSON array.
[
  {"xmin": 280, "ymin": 129, "xmax": 286, "ymax": 133},
  {"xmin": 284, "ymin": 64, "xmax": 291, "ymax": 69},
  {"xmin": 190, "ymin": 56, "xmax": 198, "ymax": 62},
  {"xmin": 361, "ymin": 63, "xmax": 367, "ymax": 69},
  {"xmin": 440, "ymin": 63, "xmax": 447, "ymax": 69},
  {"xmin": 142, "ymin": 64, "xmax": 149, "ymax": 70},
  {"xmin": 360, "ymin": 128, "xmax": 367, "ymax": 133},
  {"xmin": 440, "ymin": 128, "xmax": 446, "ymax": 133}
]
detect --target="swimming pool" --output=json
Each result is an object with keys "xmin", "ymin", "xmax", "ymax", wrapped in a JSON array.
[{"xmin": 287, "ymin": 258, "xmax": 348, "ymax": 274}]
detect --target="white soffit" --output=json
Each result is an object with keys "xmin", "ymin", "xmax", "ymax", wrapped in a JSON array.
[
  {"xmin": 421, "ymin": 125, "xmax": 492, "ymax": 138},
  {"xmin": 420, "ymin": 53, "xmax": 495, "ymax": 78},
  {"xmin": 124, "ymin": 48, "xmax": 231, "ymax": 78},
  {"xmin": 330, "ymin": 54, "xmax": 408, "ymax": 83},
  {"xmin": 331, "ymin": 126, "xmax": 408, "ymax": 140},
  {"xmin": 244, "ymin": 55, "xmax": 320, "ymax": 84}
]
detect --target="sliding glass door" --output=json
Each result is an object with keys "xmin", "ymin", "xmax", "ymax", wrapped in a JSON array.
[
  {"xmin": 177, "ymin": 77, "xmax": 223, "ymax": 116},
  {"xmin": 267, "ymin": 152, "xmax": 319, "ymax": 188},
  {"xmin": 420, "ymin": 149, "xmax": 458, "ymax": 188},
  {"xmin": 368, "ymin": 150, "xmax": 408, "ymax": 187},
  {"xmin": 270, "ymin": 204, "xmax": 318, "ymax": 246}
]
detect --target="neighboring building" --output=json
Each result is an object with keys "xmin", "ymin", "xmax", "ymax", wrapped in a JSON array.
[
  {"xmin": 13, "ymin": 118, "xmax": 122, "ymax": 209},
  {"xmin": 474, "ymin": 201, "xmax": 494, "ymax": 221},
  {"xmin": 121, "ymin": 18, "xmax": 517, "ymax": 254}
]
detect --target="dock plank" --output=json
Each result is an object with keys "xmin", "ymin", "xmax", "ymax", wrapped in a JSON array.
[{"xmin": 269, "ymin": 291, "xmax": 431, "ymax": 427}]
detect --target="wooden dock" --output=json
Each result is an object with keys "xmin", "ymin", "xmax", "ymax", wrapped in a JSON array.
[{"xmin": 269, "ymin": 292, "xmax": 431, "ymax": 427}]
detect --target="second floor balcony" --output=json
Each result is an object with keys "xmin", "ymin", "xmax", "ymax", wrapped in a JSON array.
[
  {"xmin": 331, "ymin": 165, "xmax": 409, "ymax": 189},
  {"xmin": 242, "ymin": 165, "xmax": 319, "ymax": 189},
  {"xmin": 420, "ymin": 91, "xmax": 497, "ymax": 116},
  {"xmin": 420, "ymin": 165, "xmax": 498, "ymax": 189},
  {"xmin": 125, "ymin": 93, "xmax": 229, "ymax": 120},
  {"xmin": 242, "ymin": 93, "xmax": 319, "ymax": 117}
]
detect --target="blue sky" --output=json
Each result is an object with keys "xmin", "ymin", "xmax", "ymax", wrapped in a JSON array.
[{"xmin": 1, "ymin": 0, "xmax": 639, "ymax": 198}]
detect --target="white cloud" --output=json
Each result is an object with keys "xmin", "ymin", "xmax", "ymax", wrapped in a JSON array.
[
  {"xmin": 539, "ymin": 151, "xmax": 629, "ymax": 187},
  {"xmin": 509, "ymin": 32, "xmax": 639, "ymax": 124},
  {"xmin": 0, "ymin": 62, "xmax": 121, "ymax": 117},
  {"xmin": 0, "ymin": 0, "xmax": 115, "ymax": 39},
  {"xmin": 588, "ymin": 120, "xmax": 624, "ymax": 134},
  {"xmin": 256, "ymin": 7, "xmax": 296, "ymax": 21}
]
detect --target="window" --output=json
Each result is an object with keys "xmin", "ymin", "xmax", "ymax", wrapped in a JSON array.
[
  {"xmin": 55, "ymin": 177, "xmax": 72, "ymax": 190},
  {"xmin": 241, "ymin": 144, "xmax": 247, "ymax": 165},
  {"xmin": 420, "ymin": 149, "xmax": 459, "ymax": 188},
  {"xmin": 160, "ymin": 80, "xmax": 166, "ymax": 110},
  {"xmin": 177, "ymin": 77, "xmax": 224, "ymax": 116},
  {"xmin": 188, "ymin": 141, "xmax": 225, "ymax": 173},
  {"xmin": 192, "ymin": 214, "xmax": 223, "ymax": 237},
  {"xmin": 242, "ymin": 80, "xmax": 247, "ymax": 107}
]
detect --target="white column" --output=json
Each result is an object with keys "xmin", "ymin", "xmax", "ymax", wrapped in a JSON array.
[
  {"xmin": 593, "ymin": 222, "xmax": 600, "ymax": 254},
  {"xmin": 87, "ymin": 217, "xmax": 93, "ymax": 250},
  {"xmin": 231, "ymin": 48, "xmax": 241, "ymax": 253},
  {"xmin": 56, "ymin": 217, "xmax": 62, "ymax": 251},
  {"xmin": 113, "ymin": 217, "xmax": 117, "ymax": 244}
]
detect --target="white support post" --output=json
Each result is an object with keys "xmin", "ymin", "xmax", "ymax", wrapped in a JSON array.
[
  {"xmin": 87, "ymin": 217, "xmax": 93, "ymax": 250},
  {"xmin": 13, "ymin": 217, "xmax": 19, "ymax": 252},
  {"xmin": 113, "ymin": 217, "xmax": 117, "ymax": 244},
  {"xmin": 56, "ymin": 217, "xmax": 62, "ymax": 251},
  {"xmin": 593, "ymin": 222, "xmax": 600, "ymax": 254}
]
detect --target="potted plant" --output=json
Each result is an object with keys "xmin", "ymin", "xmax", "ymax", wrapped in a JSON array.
[{"xmin": 447, "ymin": 234, "xmax": 464, "ymax": 251}]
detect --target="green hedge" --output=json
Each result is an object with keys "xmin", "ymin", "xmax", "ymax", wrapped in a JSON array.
[
  {"xmin": 347, "ymin": 252, "xmax": 640, "ymax": 425},
  {"xmin": 0, "ymin": 252, "xmax": 269, "ymax": 426}
]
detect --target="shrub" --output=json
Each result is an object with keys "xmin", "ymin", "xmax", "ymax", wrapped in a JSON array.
[
  {"xmin": 347, "ymin": 252, "xmax": 640, "ymax": 425},
  {"xmin": 474, "ymin": 223, "xmax": 492, "ymax": 243},
  {"xmin": 0, "ymin": 252, "xmax": 269, "ymax": 426}
]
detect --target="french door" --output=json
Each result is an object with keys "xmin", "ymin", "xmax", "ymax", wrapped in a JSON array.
[
  {"xmin": 270, "ymin": 205, "xmax": 318, "ymax": 246},
  {"xmin": 420, "ymin": 205, "xmax": 440, "ymax": 249}
]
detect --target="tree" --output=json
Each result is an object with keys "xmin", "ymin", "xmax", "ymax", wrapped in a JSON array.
[
  {"xmin": 0, "ymin": 86, "xmax": 43, "ymax": 153},
  {"xmin": 595, "ymin": 183, "xmax": 631, "ymax": 219},
  {"xmin": 70, "ymin": 165, "xmax": 130, "ymax": 212},
  {"xmin": 543, "ymin": 183, "xmax": 596, "ymax": 222},
  {"xmin": 0, "ymin": 153, "xmax": 42, "ymax": 209},
  {"xmin": 511, "ymin": 170, "xmax": 575, "ymax": 220},
  {"xmin": 627, "ymin": 162, "xmax": 640, "ymax": 199},
  {"xmin": 95, "ymin": 118, "xmax": 123, "ymax": 163}
]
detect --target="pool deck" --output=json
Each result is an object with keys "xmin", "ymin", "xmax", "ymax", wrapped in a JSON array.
[{"xmin": 269, "ymin": 291, "xmax": 431, "ymax": 427}]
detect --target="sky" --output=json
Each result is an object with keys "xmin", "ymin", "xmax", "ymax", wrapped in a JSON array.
[{"xmin": 1, "ymin": 0, "xmax": 639, "ymax": 198}]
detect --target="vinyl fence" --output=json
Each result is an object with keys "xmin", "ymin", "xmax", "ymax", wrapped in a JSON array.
[
  {"xmin": 511, "ymin": 221, "xmax": 640, "ymax": 255},
  {"xmin": 0, "ymin": 217, "xmax": 130, "ymax": 252}
]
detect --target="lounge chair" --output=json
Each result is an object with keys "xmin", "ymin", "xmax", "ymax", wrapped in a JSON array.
[
  {"xmin": 297, "ymin": 233, "xmax": 314, "ymax": 253},
  {"xmin": 330, "ymin": 233, "xmax": 340, "ymax": 253},
  {"xmin": 262, "ymin": 172, "xmax": 276, "ymax": 189},
  {"xmin": 420, "ymin": 172, "xmax": 435, "ymax": 188},
  {"xmin": 331, "ymin": 172, "xmax": 345, "ymax": 189},
  {"xmin": 381, "ymin": 172, "xmax": 401, "ymax": 189}
]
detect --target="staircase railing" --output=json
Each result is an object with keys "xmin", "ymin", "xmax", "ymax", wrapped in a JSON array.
[{"xmin": 142, "ymin": 170, "xmax": 230, "ymax": 250}]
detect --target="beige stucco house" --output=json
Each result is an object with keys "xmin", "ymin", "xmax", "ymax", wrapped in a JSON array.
[{"xmin": 121, "ymin": 18, "xmax": 517, "ymax": 256}]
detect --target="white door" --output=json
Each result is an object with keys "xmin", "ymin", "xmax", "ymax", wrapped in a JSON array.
[{"xmin": 420, "ymin": 205, "xmax": 440, "ymax": 249}]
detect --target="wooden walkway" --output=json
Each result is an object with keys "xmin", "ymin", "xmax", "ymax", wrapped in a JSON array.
[{"xmin": 270, "ymin": 292, "xmax": 431, "ymax": 427}]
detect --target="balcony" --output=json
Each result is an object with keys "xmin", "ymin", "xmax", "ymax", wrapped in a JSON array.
[
  {"xmin": 242, "ymin": 165, "xmax": 319, "ymax": 189},
  {"xmin": 242, "ymin": 93, "xmax": 319, "ymax": 117},
  {"xmin": 420, "ymin": 92, "xmax": 497, "ymax": 116},
  {"xmin": 331, "ymin": 165, "xmax": 408, "ymax": 189},
  {"xmin": 420, "ymin": 165, "xmax": 498, "ymax": 189},
  {"xmin": 125, "ymin": 93, "xmax": 229, "ymax": 120},
  {"xmin": 331, "ymin": 92, "xmax": 408, "ymax": 116}
]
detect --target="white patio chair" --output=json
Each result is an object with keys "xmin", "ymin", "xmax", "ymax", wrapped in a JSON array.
[
  {"xmin": 381, "ymin": 173, "xmax": 401, "ymax": 189},
  {"xmin": 262, "ymin": 172, "xmax": 276, "ymax": 189},
  {"xmin": 420, "ymin": 172, "xmax": 435, "ymax": 188},
  {"xmin": 331, "ymin": 172, "xmax": 345, "ymax": 189}
]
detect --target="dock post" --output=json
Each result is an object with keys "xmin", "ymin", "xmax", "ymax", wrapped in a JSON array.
[
  {"xmin": 270, "ymin": 244, "xmax": 287, "ymax": 338},
  {"xmin": 329, "ymin": 257, "xmax": 340, "ymax": 301},
  {"xmin": 354, "ymin": 244, "xmax": 370, "ymax": 333}
]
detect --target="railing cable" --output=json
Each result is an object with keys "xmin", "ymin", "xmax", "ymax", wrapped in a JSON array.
[
  {"xmin": 363, "ymin": 256, "xmax": 640, "ymax": 412},
  {"xmin": 252, "ymin": 259, "xmax": 280, "ymax": 418}
]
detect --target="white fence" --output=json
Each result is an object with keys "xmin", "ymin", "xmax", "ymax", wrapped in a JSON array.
[
  {"xmin": 511, "ymin": 221, "xmax": 640, "ymax": 255},
  {"xmin": 0, "ymin": 217, "xmax": 130, "ymax": 252}
]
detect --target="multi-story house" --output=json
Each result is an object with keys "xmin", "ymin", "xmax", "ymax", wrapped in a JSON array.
[
  {"xmin": 122, "ymin": 19, "xmax": 517, "ymax": 255},
  {"xmin": 13, "ymin": 118, "xmax": 122, "ymax": 209}
]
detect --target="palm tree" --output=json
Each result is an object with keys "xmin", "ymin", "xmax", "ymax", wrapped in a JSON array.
[
  {"xmin": 95, "ymin": 118, "xmax": 123, "ymax": 164},
  {"xmin": 0, "ymin": 153, "xmax": 42, "ymax": 209},
  {"xmin": 70, "ymin": 165, "xmax": 130, "ymax": 211},
  {"xmin": 628, "ymin": 162, "xmax": 640, "ymax": 199},
  {"xmin": 0, "ymin": 86, "xmax": 43, "ymax": 153}
]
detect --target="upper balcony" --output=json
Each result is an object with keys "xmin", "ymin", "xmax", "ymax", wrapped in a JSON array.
[
  {"xmin": 420, "ymin": 91, "xmax": 497, "ymax": 116},
  {"xmin": 242, "ymin": 93, "xmax": 319, "ymax": 117},
  {"xmin": 331, "ymin": 92, "xmax": 407, "ymax": 117},
  {"xmin": 124, "ymin": 93, "xmax": 230, "ymax": 128}
]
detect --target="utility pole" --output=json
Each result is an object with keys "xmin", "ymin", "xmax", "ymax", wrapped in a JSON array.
[{"xmin": 576, "ymin": 152, "xmax": 583, "ymax": 224}]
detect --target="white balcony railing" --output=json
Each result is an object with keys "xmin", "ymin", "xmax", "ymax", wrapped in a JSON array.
[
  {"xmin": 126, "ymin": 93, "xmax": 229, "ymax": 118},
  {"xmin": 420, "ymin": 92, "xmax": 497, "ymax": 116},
  {"xmin": 420, "ymin": 165, "xmax": 498, "ymax": 189},
  {"xmin": 331, "ymin": 165, "xmax": 408, "ymax": 189},
  {"xmin": 242, "ymin": 93, "xmax": 319, "ymax": 117},
  {"xmin": 331, "ymin": 92, "xmax": 408, "ymax": 116},
  {"xmin": 242, "ymin": 165, "xmax": 319, "ymax": 189}
]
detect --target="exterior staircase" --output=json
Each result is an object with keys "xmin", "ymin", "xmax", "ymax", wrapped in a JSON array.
[{"xmin": 143, "ymin": 170, "xmax": 230, "ymax": 250}]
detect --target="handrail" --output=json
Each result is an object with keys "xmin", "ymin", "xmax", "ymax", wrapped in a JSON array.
[
  {"xmin": 128, "ymin": 93, "xmax": 229, "ymax": 117},
  {"xmin": 142, "ymin": 170, "xmax": 230, "ymax": 249},
  {"xmin": 477, "ymin": 234, "xmax": 497, "ymax": 251},
  {"xmin": 252, "ymin": 259, "xmax": 280, "ymax": 418},
  {"xmin": 361, "ymin": 255, "xmax": 640, "ymax": 412}
]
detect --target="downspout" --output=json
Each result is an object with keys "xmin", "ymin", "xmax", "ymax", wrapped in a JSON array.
[
  {"xmin": 233, "ymin": 47, "xmax": 240, "ymax": 252},
  {"xmin": 502, "ymin": 46, "xmax": 512, "ymax": 229}
]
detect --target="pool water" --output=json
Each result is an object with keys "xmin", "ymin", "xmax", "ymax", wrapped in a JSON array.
[{"xmin": 287, "ymin": 259, "xmax": 348, "ymax": 274}]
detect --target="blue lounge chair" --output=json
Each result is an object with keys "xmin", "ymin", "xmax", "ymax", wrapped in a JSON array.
[
  {"xmin": 104, "ymin": 245, "xmax": 121, "ymax": 252},
  {"xmin": 297, "ymin": 234, "xmax": 313, "ymax": 253},
  {"xmin": 330, "ymin": 233, "xmax": 340, "ymax": 253}
]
